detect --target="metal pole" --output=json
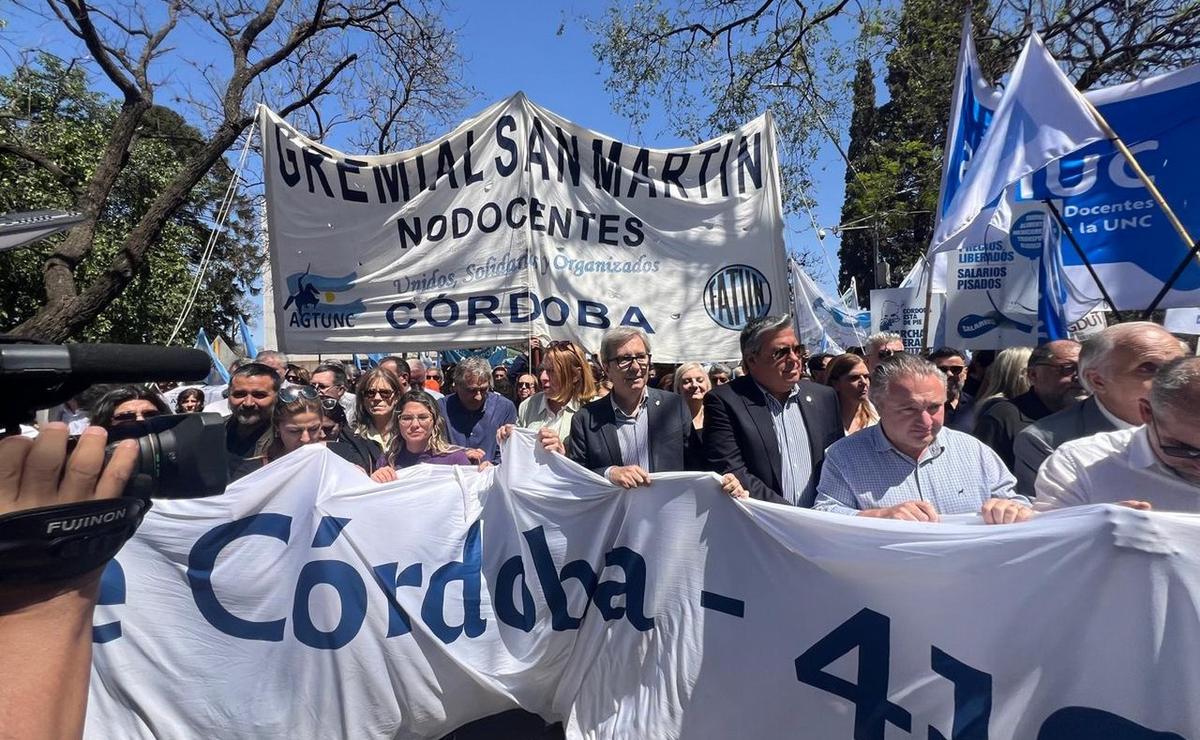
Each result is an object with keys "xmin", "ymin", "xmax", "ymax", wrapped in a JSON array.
[{"xmin": 1042, "ymin": 199, "xmax": 1121, "ymax": 317}]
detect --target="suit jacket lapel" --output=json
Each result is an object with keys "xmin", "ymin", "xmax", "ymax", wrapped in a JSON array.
[
  {"xmin": 645, "ymin": 389, "xmax": 666, "ymax": 470},
  {"xmin": 742, "ymin": 382, "xmax": 783, "ymax": 491},
  {"xmin": 595, "ymin": 400, "xmax": 623, "ymax": 466},
  {"xmin": 794, "ymin": 383, "xmax": 823, "ymax": 464}
]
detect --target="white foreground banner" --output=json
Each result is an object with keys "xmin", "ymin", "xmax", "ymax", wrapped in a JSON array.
[
  {"xmin": 88, "ymin": 432, "xmax": 1196, "ymax": 738},
  {"xmin": 261, "ymin": 97, "xmax": 788, "ymax": 361}
]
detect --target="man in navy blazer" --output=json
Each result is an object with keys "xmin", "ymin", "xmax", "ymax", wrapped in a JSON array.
[
  {"xmin": 704, "ymin": 314, "xmax": 843, "ymax": 507},
  {"xmin": 569, "ymin": 327, "xmax": 698, "ymax": 485}
]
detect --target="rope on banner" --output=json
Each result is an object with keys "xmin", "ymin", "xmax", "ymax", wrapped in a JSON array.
[{"xmin": 166, "ymin": 111, "xmax": 258, "ymax": 346}]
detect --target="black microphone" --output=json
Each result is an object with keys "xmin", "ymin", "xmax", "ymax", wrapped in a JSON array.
[{"xmin": 0, "ymin": 343, "xmax": 212, "ymax": 429}]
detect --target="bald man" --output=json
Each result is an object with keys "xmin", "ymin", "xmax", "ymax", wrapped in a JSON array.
[{"xmin": 1015, "ymin": 322, "xmax": 1186, "ymax": 496}]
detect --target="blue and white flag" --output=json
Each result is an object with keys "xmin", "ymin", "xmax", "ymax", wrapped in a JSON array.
[
  {"xmin": 932, "ymin": 33, "xmax": 1106, "ymax": 256},
  {"xmin": 936, "ymin": 20, "xmax": 1200, "ymax": 311},
  {"xmin": 238, "ymin": 316, "xmax": 258, "ymax": 359},
  {"xmin": 194, "ymin": 328, "xmax": 231, "ymax": 385},
  {"xmin": 935, "ymin": 14, "xmax": 1004, "ymax": 226},
  {"xmin": 790, "ymin": 259, "xmax": 870, "ymax": 352}
]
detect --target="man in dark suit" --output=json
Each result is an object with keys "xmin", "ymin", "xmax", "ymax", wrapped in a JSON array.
[
  {"xmin": 569, "ymin": 327, "xmax": 744, "ymax": 495},
  {"xmin": 703, "ymin": 314, "xmax": 843, "ymax": 507},
  {"xmin": 1012, "ymin": 322, "xmax": 1186, "ymax": 496},
  {"xmin": 569, "ymin": 326, "xmax": 691, "ymax": 483}
]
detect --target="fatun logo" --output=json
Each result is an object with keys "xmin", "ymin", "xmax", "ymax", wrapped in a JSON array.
[
  {"xmin": 703, "ymin": 264, "xmax": 772, "ymax": 330},
  {"xmin": 282, "ymin": 265, "xmax": 365, "ymax": 329}
]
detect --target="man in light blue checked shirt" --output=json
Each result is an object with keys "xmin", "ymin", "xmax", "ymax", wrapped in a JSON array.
[{"xmin": 813, "ymin": 353, "xmax": 1032, "ymax": 524}]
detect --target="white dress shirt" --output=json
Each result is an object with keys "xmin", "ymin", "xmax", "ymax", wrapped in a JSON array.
[{"xmin": 1035, "ymin": 427, "xmax": 1200, "ymax": 512}]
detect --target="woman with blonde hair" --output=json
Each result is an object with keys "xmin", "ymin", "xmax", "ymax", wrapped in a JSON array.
[
  {"xmin": 975, "ymin": 346, "xmax": 1034, "ymax": 407},
  {"xmin": 674, "ymin": 361, "xmax": 711, "ymax": 435},
  {"xmin": 825, "ymin": 354, "xmax": 879, "ymax": 434},
  {"xmin": 354, "ymin": 367, "xmax": 406, "ymax": 451},
  {"xmin": 259, "ymin": 388, "xmax": 326, "ymax": 464},
  {"xmin": 499, "ymin": 340, "xmax": 599, "ymax": 454}
]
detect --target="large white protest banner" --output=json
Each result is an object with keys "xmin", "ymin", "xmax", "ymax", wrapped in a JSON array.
[
  {"xmin": 260, "ymin": 97, "xmax": 788, "ymax": 361},
  {"xmin": 87, "ymin": 431, "xmax": 1197, "ymax": 738}
]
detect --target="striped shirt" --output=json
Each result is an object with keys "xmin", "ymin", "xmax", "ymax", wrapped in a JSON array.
[
  {"xmin": 757, "ymin": 382, "xmax": 815, "ymax": 507},
  {"xmin": 611, "ymin": 391, "xmax": 650, "ymax": 470},
  {"xmin": 813, "ymin": 425, "xmax": 1026, "ymax": 515}
]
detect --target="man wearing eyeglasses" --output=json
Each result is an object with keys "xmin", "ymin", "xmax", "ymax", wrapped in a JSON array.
[
  {"xmin": 225, "ymin": 362, "xmax": 280, "ymax": 479},
  {"xmin": 1014, "ymin": 322, "xmax": 1186, "ymax": 497},
  {"xmin": 569, "ymin": 328, "xmax": 738, "ymax": 492},
  {"xmin": 973, "ymin": 339, "xmax": 1085, "ymax": 472},
  {"xmin": 311, "ymin": 363, "xmax": 357, "ymax": 426},
  {"xmin": 703, "ymin": 314, "xmax": 843, "ymax": 506},
  {"xmin": 865, "ymin": 332, "xmax": 905, "ymax": 373},
  {"xmin": 1036, "ymin": 356, "xmax": 1200, "ymax": 512}
]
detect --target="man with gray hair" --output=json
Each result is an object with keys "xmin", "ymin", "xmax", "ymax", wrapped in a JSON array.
[
  {"xmin": 1035, "ymin": 356, "xmax": 1200, "ymax": 512},
  {"xmin": 814, "ymin": 354, "xmax": 1031, "ymax": 523},
  {"xmin": 1013, "ymin": 322, "xmax": 1186, "ymax": 496},
  {"xmin": 570, "ymin": 327, "xmax": 730, "ymax": 489},
  {"xmin": 438, "ymin": 356, "xmax": 516, "ymax": 465},
  {"xmin": 704, "ymin": 314, "xmax": 842, "ymax": 506},
  {"xmin": 864, "ymin": 332, "xmax": 905, "ymax": 373},
  {"xmin": 254, "ymin": 350, "xmax": 289, "ymax": 380}
]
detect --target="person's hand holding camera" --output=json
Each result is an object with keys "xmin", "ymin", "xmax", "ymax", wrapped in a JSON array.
[{"xmin": 0, "ymin": 423, "xmax": 138, "ymax": 740}]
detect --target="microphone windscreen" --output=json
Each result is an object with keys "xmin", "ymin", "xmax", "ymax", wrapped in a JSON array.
[{"xmin": 66, "ymin": 345, "xmax": 213, "ymax": 383}]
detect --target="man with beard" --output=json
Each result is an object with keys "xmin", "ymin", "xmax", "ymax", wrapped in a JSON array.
[{"xmin": 225, "ymin": 362, "xmax": 280, "ymax": 481}]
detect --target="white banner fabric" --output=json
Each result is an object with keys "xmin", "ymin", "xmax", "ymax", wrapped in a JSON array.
[
  {"xmin": 87, "ymin": 432, "xmax": 1198, "ymax": 739},
  {"xmin": 260, "ymin": 97, "xmax": 788, "ymax": 361},
  {"xmin": 1164, "ymin": 308, "xmax": 1200, "ymax": 335}
]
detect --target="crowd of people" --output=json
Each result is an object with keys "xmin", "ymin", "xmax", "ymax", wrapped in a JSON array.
[{"xmin": 29, "ymin": 315, "xmax": 1200, "ymax": 521}]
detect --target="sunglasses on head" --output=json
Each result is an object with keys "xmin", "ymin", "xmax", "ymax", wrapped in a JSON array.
[{"xmin": 278, "ymin": 385, "xmax": 319, "ymax": 403}]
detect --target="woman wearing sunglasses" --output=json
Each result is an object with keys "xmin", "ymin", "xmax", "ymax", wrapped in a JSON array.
[
  {"xmin": 91, "ymin": 385, "xmax": 171, "ymax": 430},
  {"xmin": 370, "ymin": 391, "xmax": 477, "ymax": 482},
  {"xmin": 498, "ymin": 340, "xmax": 598, "ymax": 455},
  {"xmin": 353, "ymin": 367, "xmax": 406, "ymax": 451}
]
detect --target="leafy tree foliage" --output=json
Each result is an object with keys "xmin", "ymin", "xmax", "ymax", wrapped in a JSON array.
[
  {"xmin": 0, "ymin": 54, "xmax": 260, "ymax": 344},
  {"xmin": 1, "ymin": 0, "xmax": 467, "ymax": 343}
]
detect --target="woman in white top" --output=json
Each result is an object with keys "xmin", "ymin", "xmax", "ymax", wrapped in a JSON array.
[{"xmin": 500, "ymin": 340, "xmax": 598, "ymax": 454}]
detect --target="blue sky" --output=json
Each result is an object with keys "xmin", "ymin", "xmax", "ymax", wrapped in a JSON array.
[{"xmin": 2, "ymin": 1, "xmax": 857, "ymax": 346}]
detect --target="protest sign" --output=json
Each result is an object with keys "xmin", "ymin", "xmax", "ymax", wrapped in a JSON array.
[
  {"xmin": 943, "ymin": 202, "xmax": 1044, "ymax": 349},
  {"xmin": 870, "ymin": 287, "xmax": 944, "ymax": 354},
  {"xmin": 1068, "ymin": 309, "xmax": 1109, "ymax": 340},
  {"xmin": 87, "ymin": 432, "xmax": 1198, "ymax": 739},
  {"xmin": 260, "ymin": 96, "xmax": 788, "ymax": 361},
  {"xmin": 1164, "ymin": 308, "xmax": 1200, "ymax": 335}
]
